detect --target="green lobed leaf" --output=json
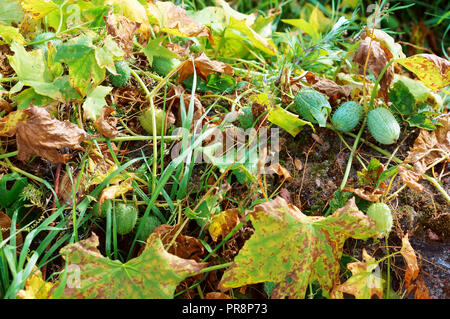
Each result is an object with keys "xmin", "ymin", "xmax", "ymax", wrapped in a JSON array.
[
  {"xmin": 56, "ymin": 232, "xmax": 206, "ymax": 299},
  {"xmin": 55, "ymin": 35, "xmax": 105, "ymax": 97},
  {"xmin": 142, "ymin": 37, "xmax": 180, "ymax": 66},
  {"xmin": 94, "ymin": 36, "xmax": 124, "ymax": 74},
  {"xmin": 219, "ymin": 197, "xmax": 379, "ymax": 298},
  {"xmin": 82, "ymin": 86, "xmax": 113, "ymax": 120}
]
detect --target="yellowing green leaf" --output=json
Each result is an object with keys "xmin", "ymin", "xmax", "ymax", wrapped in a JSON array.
[
  {"xmin": 0, "ymin": 25, "xmax": 25, "ymax": 44},
  {"xmin": 228, "ymin": 16, "xmax": 277, "ymax": 56},
  {"xmin": 268, "ymin": 106, "xmax": 314, "ymax": 137},
  {"xmin": 209, "ymin": 209, "xmax": 240, "ymax": 242},
  {"xmin": 94, "ymin": 36, "xmax": 124, "ymax": 74},
  {"xmin": 56, "ymin": 232, "xmax": 206, "ymax": 298},
  {"xmin": 20, "ymin": 0, "xmax": 59, "ymax": 20},
  {"xmin": 282, "ymin": 18, "xmax": 318, "ymax": 40},
  {"xmin": 331, "ymin": 249, "xmax": 384, "ymax": 299},
  {"xmin": 218, "ymin": 197, "xmax": 379, "ymax": 298},
  {"xmin": 0, "ymin": 109, "xmax": 27, "ymax": 137},
  {"xmin": 54, "ymin": 35, "xmax": 105, "ymax": 97},
  {"xmin": 16, "ymin": 267, "xmax": 54, "ymax": 299},
  {"xmin": 396, "ymin": 54, "xmax": 450, "ymax": 91}
]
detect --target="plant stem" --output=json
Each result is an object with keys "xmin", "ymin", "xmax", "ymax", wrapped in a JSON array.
[
  {"xmin": 0, "ymin": 151, "xmax": 18, "ymax": 159},
  {"xmin": 193, "ymin": 262, "xmax": 233, "ymax": 276},
  {"xmin": 0, "ymin": 77, "xmax": 18, "ymax": 83},
  {"xmin": 339, "ymin": 117, "xmax": 367, "ymax": 190}
]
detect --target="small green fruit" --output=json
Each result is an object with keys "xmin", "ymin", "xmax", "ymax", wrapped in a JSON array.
[
  {"xmin": 108, "ymin": 60, "xmax": 131, "ymax": 87},
  {"xmin": 92, "ymin": 200, "xmax": 112, "ymax": 216},
  {"xmin": 367, "ymin": 107, "xmax": 400, "ymax": 145},
  {"xmin": 331, "ymin": 101, "xmax": 364, "ymax": 132},
  {"xmin": 114, "ymin": 202, "xmax": 138, "ymax": 235},
  {"xmin": 137, "ymin": 215, "xmax": 161, "ymax": 241},
  {"xmin": 367, "ymin": 202, "xmax": 393, "ymax": 236},
  {"xmin": 152, "ymin": 56, "xmax": 180, "ymax": 77},
  {"xmin": 139, "ymin": 108, "xmax": 167, "ymax": 135}
]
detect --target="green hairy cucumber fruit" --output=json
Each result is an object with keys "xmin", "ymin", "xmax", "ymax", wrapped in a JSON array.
[
  {"xmin": 139, "ymin": 108, "xmax": 167, "ymax": 135},
  {"xmin": 137, "ymin": 215, "xmax": 161, "ymax": 241},
  {"xmin": 367, "ymin": 107, "xmax": 400, "ymax": 145},
  {"xmin": 238, "ymin": 106, "xmax": 254, "ymax": 129},
  {"xmin": 293, "ymin": 88, "xmax": 331, "ymax": 127},
  {"xmin": 152, "ymin": 56, "xmax": 180, "ymax": 77},
  {"xmin": 114, "ymin": 202, "xmax": 138, "ymax": 235},
  {"xmin": 366, "ymin": 202, "xmax": 393, "ymax": 236},
  {"xmin": 331, "ymin": 101, "xmax": 364, "ymax": 132},
  {"xmin": 108, "ymin": 60, "xmax": 131, "ymax": 87},
  {"xmin": 92, "ymin": 200, "xmax": 112, "ymax": 216}
]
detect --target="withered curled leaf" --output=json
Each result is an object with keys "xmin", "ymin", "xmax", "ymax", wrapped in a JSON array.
[
  {"xmin": 94, "ymin": 106, "xmax": 119, "ymax": 138},
  {"xmin": 104, "ymin": 9, "xmax": 140, "ymax": 57},
  {"xmin": 353, "ymin": 36, "xmax": 394, "ymax": 101},
  {"xmin": 178, "ymin": 53, "xmax": 234, "ymax": 83},
  {"xmin": 16, "ymin": 106, "xmax": 90, "ymax": 164},
  {"xmin": 404, "ymin": 115, "xmax": 450, "ymax": 175}
]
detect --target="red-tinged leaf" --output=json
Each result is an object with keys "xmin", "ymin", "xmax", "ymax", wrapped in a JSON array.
[
  {"xmin": 218, "ymin": 197, "xmax": 379, "ymax": 298},
  {"xmin": 396, "ymin": 54, "xmax": 450, "ymax": 91},
  {"xmin": 56, "ymin": 232, "xmax": 206, "ymax": 299}
]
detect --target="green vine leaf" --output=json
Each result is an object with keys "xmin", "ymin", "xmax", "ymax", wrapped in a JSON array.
[
  {"xmin": 56, "ymin": 232, "xmax": 206, "ymax": 299},
  {"xmin": 218, "ymin": 197, "xmax": 379, "ymax": 298},
  {"xmin": 54, "ymin": 35, "xmax": 105, "ymax": 97},
  {"xmin": 331, "ymin": 249, "xmax": 384, "ymax": 299}
]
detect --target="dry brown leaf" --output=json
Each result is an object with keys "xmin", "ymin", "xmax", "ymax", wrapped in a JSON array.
[
  {"xmin": 16, "ymin": 106, "xmax": 90, "ymax": 164},
  {"xmin": 345, "ymin": 186, "xmax": 383, "ymax": 202},
  {"xmin": 98, "ymin": 178, "xmax": 133, "ymax": 215},
  {"xmin": 404, "ymin": 115, "xmax": 450, "ymax": 175},
  {"xmin": 400, "ymin": 234, "xmax": 419, "ymax": 293},
  {"xmin": 178, "ymin": 53, "xmax": 234, "ymax": 83},
  {"xmin": 146, "ymin": 1, "xmax": 213, "ymax": 44},
  {"xmin": 209, "ymin": 209, "xmax": 240, "ymax": 242},
  {"xmin": 166, "ymin": 42, "xmax": 191, "ymax": 58},
  {"xmin": 414, "ymin": 275, "xmax": 430, "ymax": 299},
  {"xmin": 150, "ymin": 224, "xmax": 204, "ymax": 262},
  {"xmin": 304, "ymin": 71, "xmax": 350, "ymax": 104},
  {"xmin": 294, "ymin": 158, "xmax": 303, "ymax": 171},
  {"xmin": 0, "ymin": 211, "xmax": 23, "ymax": 247},
  {"xmin": 57, "ymin": 170, "xmax": 86, "ymax": 205},
  {"xmin": 94, "ymin": 106, "xmax": 119, "ymax": 138},
  {"xmin": 279, "ymin": 188, "xmax": 292, "ymax": 204},
  {"xmin": 267, "ymin": 163, "xmax": 292, "ymax": 181},
  {"xmin": 205, "ymin": 292, "xmax": 231, "ymax": 299},
  {"xmin": 104, "ymin": 9, "xmax": 140, "ymax": 57},
  {"xmin": 353, "ymin": 36, "xmax": 394, "ymax": 101},
  {"xmin": 0, "ymin": 97, "xmax": 12, "ymax": 113},
  {"xmin": 398, "ymin": 165, "xmax": 424, "ymax": 192}
]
